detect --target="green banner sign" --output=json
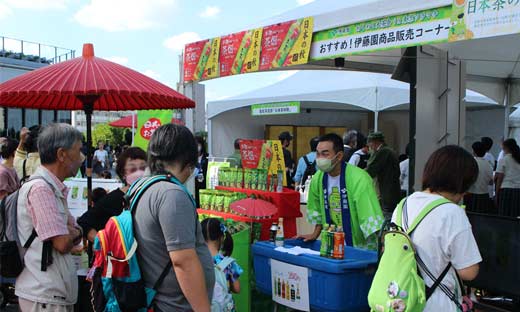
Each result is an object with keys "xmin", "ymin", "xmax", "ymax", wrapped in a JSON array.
[
  {"xmin": 251, "ymin": 101, "xmax": 301, "ymax": 116},
  {"xmin": 133, "ymin": 110, "xmax": 172, "ymax": 150},
  {"xmin": 310, "ymin": 6, "xmax": 452, "ymax": 61}
]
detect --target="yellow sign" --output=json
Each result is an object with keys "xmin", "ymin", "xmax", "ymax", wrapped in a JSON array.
[
  {"xmin": 242, "ymin": 28, "xmax": 263, "ymax": 74},
  {"xmin": 283, "ymin": 17, "xmax": 314, "ymax": 67},
  {"xmin": 268, "ymin": 140, "xmax": 288, "ymax": 186},
  {"xmin": 203, "ymin": 37, "xmax": 221, "ymax": 79}
]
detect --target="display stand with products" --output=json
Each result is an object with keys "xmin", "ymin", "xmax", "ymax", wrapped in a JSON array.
[{"xmin": 215, "ymin": 186, "xmax": 301, "ymax": 238}]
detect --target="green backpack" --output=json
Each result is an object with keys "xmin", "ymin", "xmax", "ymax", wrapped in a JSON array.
[{"xmin": 367, "ymin": 197, "xmax": 453, "ymax": 312}]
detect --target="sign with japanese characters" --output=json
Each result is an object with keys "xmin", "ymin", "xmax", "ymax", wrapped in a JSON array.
[
  {"xmin": 239, "ymin": 139, "xmax": 287, "ymax": 186},
  {"xmin": 134, "ymin": 110, "xmax": 173, "ymax": 150},
  {"xmin": 271, "ymin": 259, "xmax": 310, "ymax": 311},
  {"xmin": 310, "ymin": 6, "xmax": 452, "ymax": 61},
  {"xmin": 184, "ymin": 17, "xmax": 313, "ymax": 82},
  {"xmin": 449, "ymin": 0, "xmax": 520, "ymax": 42},
  {"xmin": 251, "ymin": 101, "xmax": 300, "ymax": 116}
]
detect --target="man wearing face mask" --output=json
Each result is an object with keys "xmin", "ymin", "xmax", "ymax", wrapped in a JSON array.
[
  {"xmin": 297, "ymin": 133, "xmax": 384, "ymax": 250},
  {"xmin": 366, "ymin": 132, "xmax": 401, "ymax": 220}
]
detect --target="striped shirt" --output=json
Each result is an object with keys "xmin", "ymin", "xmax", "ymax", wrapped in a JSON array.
[{"xmin": 26, "ymin": 166, "xmax": 73, "ymax": 241}]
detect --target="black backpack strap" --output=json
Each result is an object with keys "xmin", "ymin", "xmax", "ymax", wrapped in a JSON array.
[
  {"xmin": 23, "ymin": 158, "xmax": 27, "ymax": 178},
  {"xmin": 421, "ymin": 260, "xmax": 452, "ymax": 300},
  {"xmin": 153, "ymin": 262, "xmax": 173, "ymax": 290},
  {"xmin": 23, "ymin": 229, "xmax": 37, "ymax": 248},
  {"xmin": 303, "ymin": 155, "xmax": 311, "ymax": 167}
]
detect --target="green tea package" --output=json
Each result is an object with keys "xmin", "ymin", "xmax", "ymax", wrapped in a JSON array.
[
  {"xmin": 215, "ymin": 193, "xmax": 225, "ymax": 212},
  {"xmin": 236, "ymin": 169, "xmax": 244, "ymax": 189}
]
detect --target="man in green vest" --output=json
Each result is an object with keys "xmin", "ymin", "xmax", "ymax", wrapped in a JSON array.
[{"xmin": 298, "ymin": 133, "xmax": 384, "ymax": 250}]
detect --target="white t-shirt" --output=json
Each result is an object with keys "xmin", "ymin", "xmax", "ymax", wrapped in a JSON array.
[
  {"xmin": 399, "ymin": 158, "xmax": 409, "ymax": 191},
  {"xmin": 496, "ymin": 154, "xmax": 520, "ymax": 189},
  {"xmin": 468, "ymin": 157, "xmax": 493, "ymax": 194},
  {"xmin": 94, "ymin": 149, "xmax": 108, "ymax": 165},
  {"xmin": 483, "ymin": 152, "xmax": 495, "ymax": 169},
  {"xmin": 327, "ymin": 174, "xmax": 341, "ymax": 197},
  {"xmin": 392, "ymin": 192, "xmax": 482, "ymax": 312},
  {"xmin": 348, "ymin": 150, "xmax": 365, "ymax": 167}
]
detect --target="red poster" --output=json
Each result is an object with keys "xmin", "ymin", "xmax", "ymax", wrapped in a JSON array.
[
  {"xmin": 184, "ymin": 40, "xmax": 209, "ymax": 82},
  {"xmin": 219, "ymin": 31, "xmax": 246, "ymax": 77},
  {"xmin": 239, "ymin": 139, "xmax": 264, "ymax": 169},
  {"xmin": 259, "ymin": 21, "xmax": 292, "ymax": 71}
]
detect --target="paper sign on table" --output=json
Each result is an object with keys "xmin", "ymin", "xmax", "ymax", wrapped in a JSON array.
[{"xmin": 271, "ymin": 259, "xmax": 310, "ymax": 311}]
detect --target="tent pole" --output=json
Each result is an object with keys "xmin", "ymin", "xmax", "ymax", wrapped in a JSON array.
[
  {"xmin": 131, "ymin": 111, "xmax": 136, "ymax": 146},
  {"xmin": 504, "ymin": 79, "xmax": 511, "ymax": 139},
  {"xmin": 374, "ymin": 111, "xmax": 379, "ymax": 132}
]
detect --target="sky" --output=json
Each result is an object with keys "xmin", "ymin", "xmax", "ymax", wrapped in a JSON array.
[{"xmin": 0, "ymin": 0, "xmax": 316, "ymax": 103}]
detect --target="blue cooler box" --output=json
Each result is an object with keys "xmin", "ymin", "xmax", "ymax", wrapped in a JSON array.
[{"xmin": 252, "ymin": 239, "xmax": 377, "ymax": 312}]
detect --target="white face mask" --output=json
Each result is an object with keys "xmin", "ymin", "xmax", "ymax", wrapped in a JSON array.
[
  {"xmin": 316, "ymin": 154, "xmax": 338, "ymax": 173},
  {"xmin": 184, "ymin": 167, "xmax": 197, "ymax": 185}
]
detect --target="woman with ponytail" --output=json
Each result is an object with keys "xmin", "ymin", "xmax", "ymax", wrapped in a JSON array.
[
  {"xmin": 495, "ymin": 138, "xmax": 520, "ymax": 216},
  {"xmin": 201, "ymin": 218, "xmax": 243, "ymax": 311}
]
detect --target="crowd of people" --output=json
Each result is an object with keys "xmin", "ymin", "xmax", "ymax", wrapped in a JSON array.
[{"xmin": 0, "ymin": 122, "xmax": 518, "ymax": 311}]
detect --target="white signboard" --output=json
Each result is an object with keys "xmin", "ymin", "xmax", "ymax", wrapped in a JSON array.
[
  {"xmin": 64, "ymin": 178, "xmax": 123, "ymax": 218},
  {"xmin": 449, "ymin": 0, "xmax": 520, "ymax": 42},
  {"xmin": 251, "ymin": 101, "xmax": 301, "ymax": 116},
  {"xmin": 271, "ymin": 259, "xmax": 310, "ymax": 311}
]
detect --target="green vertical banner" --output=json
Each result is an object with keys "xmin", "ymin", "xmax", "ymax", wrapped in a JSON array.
[{"xmin": 133, "ymin": 110, "xmax": 172, "ymax": 150}]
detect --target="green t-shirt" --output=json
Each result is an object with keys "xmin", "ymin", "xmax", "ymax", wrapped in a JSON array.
[{"xmin": 306, "ymin": 164, "xmax": 384, "ymax": 250}]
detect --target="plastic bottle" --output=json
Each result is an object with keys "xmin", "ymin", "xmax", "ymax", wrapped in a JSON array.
[
  {"xmin": 333, "ymin": 226, "xmax": 345, "ymax": 260},
  {"xmin": 327, "ymin": 225, "xmax": 336, "ymax": 258},
  {"xmin": 269, "ymin": 222, "xmax": 278, "ymax": 244},
  {"xmin": 276, "ymin": 170, "xmax": 284, "ymax": 192},
  {"xmin": 275, "ymin": 218, "xmax": 284, "ymax": 247},
  {"xmin": 319, "ymin": 224, "xmax": 329, "ymax": 257}
]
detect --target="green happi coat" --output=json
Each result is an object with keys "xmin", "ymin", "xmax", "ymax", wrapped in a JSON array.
[{"xmin": 307, "ymin": 163, "xmax": 384, "ymax": 250}]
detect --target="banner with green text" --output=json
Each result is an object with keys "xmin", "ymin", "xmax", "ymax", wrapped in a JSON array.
[
  {"xmin": 310, "ymin": 6, "xmax": 452, "ymax": 61},
  {"xmin": 251, "ymin": 101, "xmax": 300, "ymax": 116},
  {"xmin": 133, "ymin": 110, "xmax": 172, "ymax": 150}
]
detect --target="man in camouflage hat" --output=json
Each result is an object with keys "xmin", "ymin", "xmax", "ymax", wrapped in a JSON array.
[{"xmin": 366, "ymin": 132, "xmax": 401, "ymax": 219}]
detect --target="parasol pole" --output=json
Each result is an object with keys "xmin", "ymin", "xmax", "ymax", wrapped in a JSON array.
[{"xmin": 78, "ymin": 95, "xmax": 100, "ymax": 209}]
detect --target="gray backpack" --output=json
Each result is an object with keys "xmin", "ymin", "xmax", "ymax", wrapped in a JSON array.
[{"xmin": 0, "ymin": 177, "xmax": 51, "ymax": 277}]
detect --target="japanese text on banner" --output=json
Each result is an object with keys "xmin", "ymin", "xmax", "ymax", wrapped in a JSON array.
[
  {"xmin": 449, "ymin": 0, "xmax": 520, "ymax": 42},
  {"xmin": 310, "ymin": 6, "xmax": 451, "ymax": 60}
]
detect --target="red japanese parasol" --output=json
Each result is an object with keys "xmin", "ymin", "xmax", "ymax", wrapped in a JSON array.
[
  {"xmin": 230, "ymin": 198, "xmax": 278, "ymax": 219},
  {"xmin": 109, "ymin": 115, "xmax": 185, "ymax": 128},
  {"xmin": 0, "ymin": 43, "xmax": 195, "ymax": 205}
]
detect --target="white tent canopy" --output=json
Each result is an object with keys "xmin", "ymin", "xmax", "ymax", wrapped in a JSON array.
[
  {"xmin": 207, "ymin": 70, "xmax": 501, "ymax": 157},
  {"xmin": 207, "ymin": 70, "xmax": 497, "ymax": 119}
]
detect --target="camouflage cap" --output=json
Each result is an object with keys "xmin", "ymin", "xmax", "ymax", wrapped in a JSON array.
[{"xmin": 367, "ymin": 131, "xmax": 385, "ymax": 142}]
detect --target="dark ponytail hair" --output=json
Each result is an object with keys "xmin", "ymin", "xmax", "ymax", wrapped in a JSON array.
[
  {"xmin": 201, "ymin": 218, "xmax": 234, "ymax": 257},
  {"xmin": 503, "ymin": 139, "xmax": 520, "ymax": 164}
]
